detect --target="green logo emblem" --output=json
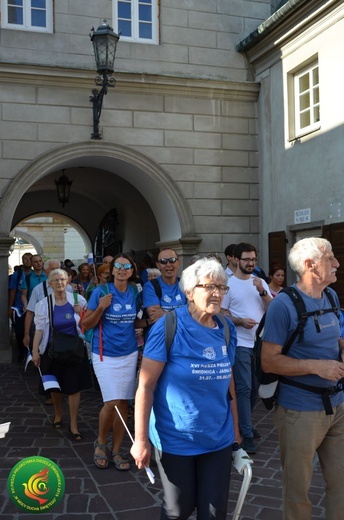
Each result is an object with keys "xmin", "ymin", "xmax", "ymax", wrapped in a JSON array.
[{"xmin": 7, "ymin": 456, "xmax": 65, "ymax": 513}]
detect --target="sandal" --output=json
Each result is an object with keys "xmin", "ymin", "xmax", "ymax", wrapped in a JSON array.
[
  {"xmin": 69, "ymin": 428, "xmax": 82, "ymax": 441},
  {"xmin": 110, "ymin": 452, "xmax": 130, "ymax": 471},
  {"xmin": 52, "ymin": 419, "xmax": 62, "ymax": 429},
  {"xmin": 94, "ymin": 440, "xmax": 109, "ymax": 469}
]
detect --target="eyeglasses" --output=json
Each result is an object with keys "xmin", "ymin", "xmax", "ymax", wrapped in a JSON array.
[
  {"xmin": 158, "ymin": 257, "xmax": 178, "ymax": 265},
  {"xmin": 195, "ymin": 283, "xmax": 229, "ymax": 295},
  {"xmin": 240, "ymin": 257, "xmax": 258, "ymax": 263},
  {"xmin": 114, "ymin": 262, "xmax": 133, "ymax": 270}
]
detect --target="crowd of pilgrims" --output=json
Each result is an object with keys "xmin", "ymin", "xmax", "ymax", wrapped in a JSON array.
[{"xmin": 8, "ymin": 247, "xmax": 283, "ymax": 519}]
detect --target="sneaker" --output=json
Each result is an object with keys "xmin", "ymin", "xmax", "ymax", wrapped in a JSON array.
[
  {"xmin": 241, "ymin": 437, "xmax": 257, "ymax": 454},
  {"xmin": 252, "ymin": 427, "xmax": 261, "ymax": 439}
]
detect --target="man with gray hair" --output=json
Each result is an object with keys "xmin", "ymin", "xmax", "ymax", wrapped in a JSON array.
[{"xmin": 262, "ymin": 237, "xmax": 344, "ymax": 520}]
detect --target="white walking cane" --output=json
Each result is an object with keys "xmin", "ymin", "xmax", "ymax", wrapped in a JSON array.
[
  {"xmin": 115, "ymin": 405, "xmax": 155, "ymax": 484},
  {"xmin": 231, "ymin": 443, "xmax": 253, "ymax": 520}
]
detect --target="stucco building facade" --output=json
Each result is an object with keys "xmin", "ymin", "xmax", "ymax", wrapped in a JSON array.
[
  {"xmin": 0, "ymin": 0, "xmax": 273, "ymax": 360},
  {"xmin": 238, "ymin": 0, "xmax": 344, "ymax": 300}
]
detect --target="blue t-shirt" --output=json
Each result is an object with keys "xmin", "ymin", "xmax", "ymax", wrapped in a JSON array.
[
  {"xmin": 54, "ymin": 303, "xmax": 77, "ymax": 335},
  {"xmin": 142, "ymin": 277, "xmax": 186, "ymax": 311},
  {"xmin": 262, "ymin": 285, "xmax": 344, "ymax": 411},
  {"xmin": 22, "ymin": 271, "xmax": 47, "ymax": 298},
  {"xmin": 144, "ymin": 305, "xmax": 237, "ymax": 455},
  {"xmin": 9, "ymin": 270, "xmax": 31, "ymax": 310},
  {"xmin": 87, "ymin": 283, "xmax": 138, "ymax": 357}
]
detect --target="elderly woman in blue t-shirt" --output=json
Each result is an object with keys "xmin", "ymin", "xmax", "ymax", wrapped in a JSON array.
[
  {"xmin": 82, "ymin": 253, "xmax": 148, "ymax": 471},
  {"xmin": 131, "ymin": 258, "xmax": 239, "ymax": 520}
]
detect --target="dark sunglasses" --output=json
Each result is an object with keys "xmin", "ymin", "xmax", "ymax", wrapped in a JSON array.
[
  {"xmin": 158, "ymin": 257, "xmax": 178, "ymax": 265},
  {"xmin": 114, "ymin": 262, "xmax": 133, "ymax": 270}
]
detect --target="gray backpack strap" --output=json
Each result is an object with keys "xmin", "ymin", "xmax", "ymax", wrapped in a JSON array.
[
  {"xmin": 165, "ymin": 309, "xmax": 177, "ymax": 356},
  {"xmin": 164, "ymin": 310, "xmax": 230, "ymax": 358},
  {"xmin": 215, "ymin": 313, "xmax": 230, "ymax": 348}
]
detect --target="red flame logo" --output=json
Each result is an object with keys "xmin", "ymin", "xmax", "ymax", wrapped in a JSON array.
[{"xmin": 22, "ymin": 468, "xmax": 49, "ymax": 505}]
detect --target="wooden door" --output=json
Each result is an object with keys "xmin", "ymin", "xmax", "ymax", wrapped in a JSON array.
[{"xmin": 268, "ymin": 230, "xmax": 287, "ymax": 283}]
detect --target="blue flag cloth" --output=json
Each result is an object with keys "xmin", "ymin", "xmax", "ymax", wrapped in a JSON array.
[
  {"xmin": 24, "ymin": 348, "xmax": 32, "ymax": 372},
  {"xmin": 41, "ymin": 374, "xmax": 61, "ymax": 392}
]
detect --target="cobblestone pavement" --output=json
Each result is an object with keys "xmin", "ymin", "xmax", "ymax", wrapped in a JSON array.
[{"xmin": 0, "ymin": 361, "xmax": 327, "ymax": 519}]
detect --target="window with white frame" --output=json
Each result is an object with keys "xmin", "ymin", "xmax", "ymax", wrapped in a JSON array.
[
  {"xmin": 1, "ymin": 0, "xmax": 53, "ymax": 32},
  {"xmin": 113, "ymin": 0, "xmax": 158, "ymax": 44},
  {"xmin": 294, "ymin": 61, "xmax": 320, "ymax": 136}
]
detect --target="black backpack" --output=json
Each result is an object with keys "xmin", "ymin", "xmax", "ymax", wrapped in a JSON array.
[
  {"xmin": 254, "ymin": 286, "xmax": 340, "ymax": 412},
  {"xmin": 143, "ymin": 277, "xmax": 180, "ymax": 325}
]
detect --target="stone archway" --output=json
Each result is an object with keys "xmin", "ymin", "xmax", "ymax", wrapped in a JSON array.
[
  {"xmin": 10, "ymin": 230, "xmax": 43, "ymax": 256},
  {"xmin": 11, "ymin": 213, "xmax": 92, "ymax": 262},
  {"xmin": 0, "ymin": 141, "xmax": 196, "ymax": 242},
  {"xmin": 0, "ymin": 141, "xmax": 200, "ymax": 361}
]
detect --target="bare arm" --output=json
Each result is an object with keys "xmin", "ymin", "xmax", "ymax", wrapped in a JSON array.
[
  {"xmin": 339, "ymin": 337, "xmax": 344, "ymax": 362},
  {"xmin": 252, "ymin": 277, "xmax": 273, "ymax": 309},
  {"xmin": 229, "ymin": 376, "xmax": 241, "ymax": 445},
  {"xmin": 225, "ymin": 314, "xmax": 259, "ymax": 329},
  {"xmin": 262, "ymin": 341, "xmax": 344, "ymax": 382},
  {"xmin": 134, "ymin": 317, "xmax": 151, "ymax": 329},
  {"xmin": 146, "ymin": 305, "xmax": 166, "ymax": 323},
  {"xmin": 32, "ymin": 329, "xmax": 43, "ymax": 367},
  {"xmin": 130, "ymin": 357, "xmax": 165, "ymax": 469},
  {"xmin": 219, "ymin": 308, "xmax": 259, "ymax": 329},
  {"xmin": 23, "ymin": 310, "xmax": 34, "ymax": 346},
  {"xmin": 81, "ymin": 293, "xmax": 112, "ymax": 330},
  {"xmin": 8, "ymin": 289, "xmax": 16, "ymax": 318},
  {"xmin": 21, "ymin": 289, "xmax": 28, "ymax": 312}
]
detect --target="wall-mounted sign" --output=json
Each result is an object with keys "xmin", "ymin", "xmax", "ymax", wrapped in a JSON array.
[{"xmin": 294, "ymin": 208, "xmax": 311, "ymax": 224}]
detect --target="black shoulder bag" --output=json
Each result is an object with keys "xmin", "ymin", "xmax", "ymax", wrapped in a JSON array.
[{"xmin": 47, "ymin": 294, "xmax": 85, "ymax": 365}]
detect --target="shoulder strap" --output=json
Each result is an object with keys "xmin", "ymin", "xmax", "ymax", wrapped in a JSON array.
[
  {"xmin": 128, "ymin": 283, "xmax": 141, "ymax": 313},
  {"xmin": 280, "ymin": 285, "xmax": 340, "ymax": 354},
  {"xmin": 323, "ymin": 287, "xmax": 340, "ymax": 319},
  {"xmin": 26, "ymin": 272, "xmax": 31, "ymax": 296},
  {"xmin": 151, "ymin": 278, "xmax": 162, "ymax": 300},
  {"xmin": 47, "ymin": 294, "xmax": 54, "ymax": 329},
  {"xmin": 15, "ymin": 268, "xmax": 23, "ymax": 290},
  {"xmin": 279, "ymin": 287, "xmax": 308, "ymax": 351},
  {"xmin": 165, "ymin": 309, "xmax": 177, "ymax": 355},
  {"xmin": 215, "ymin": 313, "xmax": 230, "ymax": 348},
  {"xmin": 97, "ymin": 284, "xmax": 110, "ymax": 362},
  {"xmin": 164, "ymin": 310, "xmax": 230, "ymax": 358},
  {"xmin": 43, "ymin": 280, "xmax": 48, "ymax": 298}
]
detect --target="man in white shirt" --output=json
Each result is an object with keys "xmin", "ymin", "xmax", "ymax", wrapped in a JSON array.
[{"xmin": 221, "ymin": 243, "xmax": 272, "ymax": 453}]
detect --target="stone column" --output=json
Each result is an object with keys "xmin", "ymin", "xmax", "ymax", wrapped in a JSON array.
[{"xmin": 0, "ymin": 235, "xmax": 15, "ymax": 363}]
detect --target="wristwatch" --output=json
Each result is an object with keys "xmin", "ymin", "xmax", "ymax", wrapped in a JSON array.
[{"xmin": 259, "ymin": 290, "xmax": 267, "ymax": 297}]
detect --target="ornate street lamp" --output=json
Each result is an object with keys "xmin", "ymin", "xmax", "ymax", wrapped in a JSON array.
[
  {"xmin": 55, "ymin": 171, "xmax": 73, "ymax": 207},
  {"xmin": 90, "ymin": 20, "xmax": 120, "ymax": 140}
]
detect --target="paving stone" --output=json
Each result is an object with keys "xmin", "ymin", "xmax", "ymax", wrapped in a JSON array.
[{"xmin": 0, "ymin": 363, "xmax": 329, "ymax": 519}]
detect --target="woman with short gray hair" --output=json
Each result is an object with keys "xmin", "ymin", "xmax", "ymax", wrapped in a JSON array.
[
  {"xmin": 131, "ymin": 258, "xmax": 239, "ymax": 519},
  {"xmin": 32, "ymin": 269, "xmax": 91, "ymax": 441}
]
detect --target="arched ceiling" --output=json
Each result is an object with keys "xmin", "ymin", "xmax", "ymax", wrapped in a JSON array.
[
  {"xmin": 1, "ymin": 142, "xmax": 195, "ymax": 246},
  {"xmin": 13, "ymin": 166, "xmax": 157, "ymax": 245}
]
